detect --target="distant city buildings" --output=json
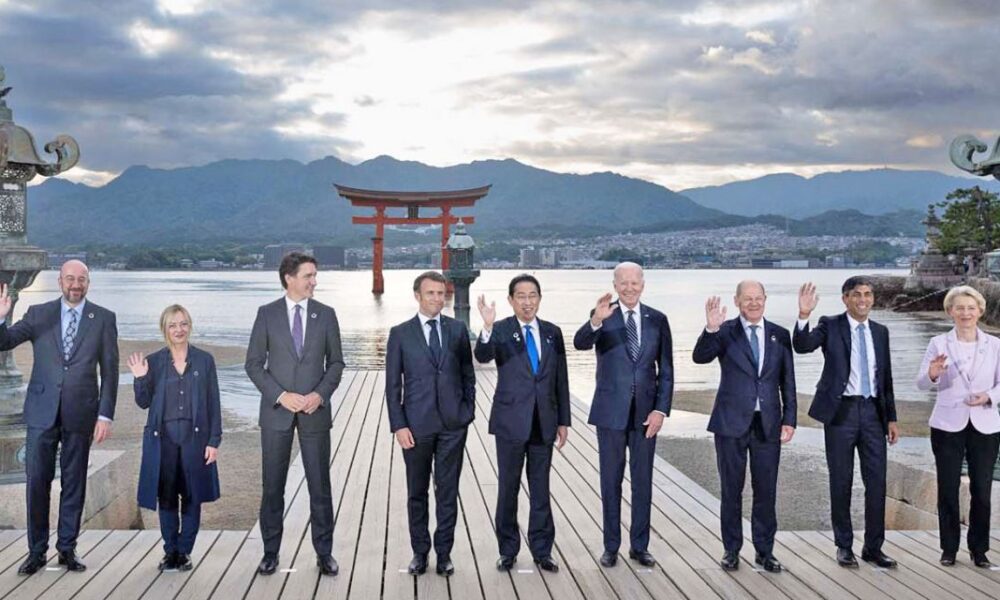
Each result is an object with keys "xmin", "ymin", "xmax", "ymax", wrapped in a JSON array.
[
  {"xmin": 48, "ymin": 252, "xmax": 88, "ymax": 269},
  {"xmin": 263, "ymin": 243, "xmax": 306, "ymax": 269},
  {"xmin": 312, "ymin": 245, "xmax": 346, "ymax": 269},
  {"xmin": 519, "ymin": 247, "xmax": 560, "ymax": 268}
]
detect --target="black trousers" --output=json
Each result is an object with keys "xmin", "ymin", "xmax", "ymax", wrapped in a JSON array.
[
  {"xmin": 825, "ymin": 397, "xmax": 887, "ymax": 552},
  {"xmin": 931, "ymin": 423, "xmax": 1000, "ymax": 555},
  {"xmin": 402, "ymin": 427, "xmax": 468, "ymax": 558},
  {"xmin": 158, "ymin": 420, "xmax": 201, "ymax": 555},
  {"xmin": 714, "ymin": 412, "xmax": 780, "ymax": 554},
  {"xmin": 260, "ymin": 418, "xmax": 333, "ymax": 557},
  {"xmin": 495, "ymin": 409, "xmax": 555, "ymax": 560},
  {"xmin": 597, "ymin": 421, "xmax": 656, "ymax": 554},
  {"xmin": 25, "ymin": 418, "xmax": 92, "ymax": 555}
]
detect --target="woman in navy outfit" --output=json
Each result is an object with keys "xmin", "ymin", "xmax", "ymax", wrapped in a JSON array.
[{"xmin": 129, "ymin": 304, "xmax": 222, "ymax": 571}]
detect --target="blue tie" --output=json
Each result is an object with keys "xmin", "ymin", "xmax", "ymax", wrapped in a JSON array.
[
  {"xmin": 626, "ymin": 310, "xmax": 639, "ymax": 362},
  {"xmin": 857, "ymin": 323, "xmax": 872, "ymax": 397},
  {"xmin": 524, "ymin": 325, "xmax": 539, "ymax": 375},
  {"xmin": 427, "ymin": 319, "xmax": 442, "ymax": 366},
  {"xmin": 749, "ymin": 325, "xmax": 760, "ymax": 373}
]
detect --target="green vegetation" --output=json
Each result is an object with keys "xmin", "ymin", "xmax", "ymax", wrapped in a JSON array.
[{"xmin": 934, "ymin": 187, "xmax": 1000, "ymax": 256}]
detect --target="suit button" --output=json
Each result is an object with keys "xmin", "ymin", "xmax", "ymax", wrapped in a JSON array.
[
  {"xmin": 63, "ymin": 366, "xmax": 68, "ymax": 371},
  {"xmin": 194, "ymin": 427, "xmax": 199, "ymax": 433},
  {"xmin": 153, "ymin": 431, "xmax": 158, "ymax": 437}
]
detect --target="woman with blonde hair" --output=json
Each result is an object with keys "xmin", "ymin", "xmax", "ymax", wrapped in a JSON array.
[
  {"xmin": 128, "ymin": 305, "xmax": 222, "ymax": 571},
  {"xmin": 917, "ymin": 285, "xmax": 1000, "ymax": 568}
]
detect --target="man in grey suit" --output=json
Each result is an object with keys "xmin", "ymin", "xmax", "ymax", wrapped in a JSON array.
[
  {"xmin": 245, "ymin": 252, "xmax": 345, "ymax": 576},
  {"xmin": 0, "ymin": 260, "xmax": 118, "ymax": 576}
]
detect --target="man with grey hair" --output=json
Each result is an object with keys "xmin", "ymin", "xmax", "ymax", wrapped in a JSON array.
[
  {"xmin": 693, "ymin": 280, "xmax": 796, "ymax": 573},
  {"xmin": 574, "ymin": 262, "xmax": 673, "ymax": 568}
]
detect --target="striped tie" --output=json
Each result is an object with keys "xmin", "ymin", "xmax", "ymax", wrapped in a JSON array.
[{"xmin": 626, "ymin": 310, "xmax": 639, "ymax": 361}]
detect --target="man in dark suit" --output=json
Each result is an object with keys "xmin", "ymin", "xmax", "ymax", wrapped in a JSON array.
[
  {"xmin": 692, "ymin": 280, "xmax": 796, "ymax": 573},
  {"xmin": 245, "ymin": 252, "xmax": 345, "ymax": 577},
  {"xmin": 573, "ymin": 262, "xmax": 672, "ymax": 568},
  {"xmin": 475, "ymin": 273, "xmax": 570, "ymax": 573},
  {"xmin": 385, "ymin": 271, "xmax": 475, "ymax": 577},
  {"xmin": 0, "ymin": 260, "xmax": 118, "ymax": 576},
  {"xmin": 794, "ymin": 277, "xmax": 899, "ymax": 569}
]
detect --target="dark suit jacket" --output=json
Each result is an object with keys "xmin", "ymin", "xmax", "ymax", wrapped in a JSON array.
[
  {"xmin": 245, "ymin": 297, "xmax": 345, "ymax": 432},
  {"xmin": 692, "ymin": 318, "xmax": 796, "ymax": 441},
  {"xmin": 385, "ymin": 314, "xmax": 475, "ymax": 437},
  {"xmin": 134, "ymin": 345, "xmax": 222, "ymax": 509},
  {"xmin": 0, "ymin": 298, "xmax": 118, "ymax": 433},
  {"xmin": 474, "ymin": 316, "xmax": 571, "ymax": 443},
  {"xmin": 574, "ymin": 303, "xmax": 674, "ymax": 430},
  {"xmin": 792, "ymin": 312, "xmax": 896, "ymax": 432}
]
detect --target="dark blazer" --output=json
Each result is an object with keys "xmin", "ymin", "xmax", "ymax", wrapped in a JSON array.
[
  {"xmin": 574, "ymin": 303, "xmax": 674, "ymax": 430},
  {"xmin": 692, "ymin": 318, "xmax": 796, "ymax": 440},
  {"xmin": 245, "ymin": 297, "xmax": 345, "ymax": 432},
  {"xmin": 0, "ymin": 298, "xmax": 118, "ymax": 433},
  {"xmin": 385, "ymin": 314, "xmax": 476, "ymax": 437},
  {"xmin": 134, "ymin": 345, "xmax": 222, "ymax": 510},
  {"xmin": 474, "ymin": 316, "xmax": 571, "ymax": 443},
  {"xmin": 792, "ymin": 312, "xmax": 896, "ymax": 431}
]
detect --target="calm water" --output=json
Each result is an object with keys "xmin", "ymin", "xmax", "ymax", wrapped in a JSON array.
[{"xmin": 13, "ymin": 269, "xmax": 945, "ymax": 419}]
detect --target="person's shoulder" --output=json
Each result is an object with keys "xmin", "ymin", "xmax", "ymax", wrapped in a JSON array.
[
  {"xmin": 188, "ymin": 344, "xmax": 215, "ymax": 363},
  {"xmin": 82, "ymin": 300, "xmax": 112, "ymax": 317},
  {"xmin": 641, "ymin": 304, "xmax": 668, "ymax": 321},
  {"xmin": 308, "ymin": 298, "xmax": 335, "ymax": 314}
]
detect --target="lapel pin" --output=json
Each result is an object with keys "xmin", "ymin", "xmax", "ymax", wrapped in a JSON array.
[
  {"xmin": 513, "ymin": 332, "xmax": 521, "ymax": 342},
  {"xmin": 193, "ymin": 370, "xmax": 199, "ymax": 377},
  {"xmin": 770, "ymin": 334, "xmax": 777, "ymax": 342},
  {"xmin": 88, "ymin": 313, "xmax": 95, "ymax": 319},
  {"xmin": 311, "ymin": 313, "xmax": 317, "ymax": 319}
]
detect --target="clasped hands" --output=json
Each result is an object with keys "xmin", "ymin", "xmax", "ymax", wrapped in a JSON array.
[{"xmin": 279, "ymin": 391, "xmax": 323, "ymax": 414}]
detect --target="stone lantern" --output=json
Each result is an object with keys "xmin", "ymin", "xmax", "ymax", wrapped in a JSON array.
[
  {"xmin": 0, "ymin": 65, "xmax": 80, "ymax": 480},
  {"xmin": 443, "ymin": 221, "xmax": 480, "ymax": 338}
]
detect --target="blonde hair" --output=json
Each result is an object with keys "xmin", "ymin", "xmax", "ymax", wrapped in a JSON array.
[
  {"xmin": 943, "ymin": 285, "xmax": 986, "ymax": 313},
  {"xmin": 159, "ymin": 304, "xmax": 193, "ymax": 346}
]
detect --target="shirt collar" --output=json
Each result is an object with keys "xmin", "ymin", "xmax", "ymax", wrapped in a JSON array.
[
  {"xmin": 417, "ymin": 312, "xmax": 441, "ymax": 326},
  {"xmin": 285, "ymin": 296, "xmax": 308, "ymax": 312},
  {"xmin": 739, "ymin": 315, "xmax": 763, "ymax": 330},
  {"xmin": 62, "ymin": 299, "xmax": 86, "ymax": 316},
  {"xmin": 846, "ymin": 313, "xmax": 868, "ymax": 330},
  {"xmin": 619, "ymin": 301, "xmax": 642, "ymax": 316},
  {"xmin": 517, "ymin": 317, "xmax": 540, "ymax": 332}
]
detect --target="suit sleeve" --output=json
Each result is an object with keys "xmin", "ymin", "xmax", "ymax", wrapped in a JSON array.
[
  {"xmin": 655, "ymin": 315, "xmax": 674, "ymax": 416},
  {"xmin": 314, "ymin": 308, "xmax": 345, "ymax": 402},
  {"xmin": 0, "ymin": 304, "xmax": 37, "ymax": 351},
  {"xmin": 882, "ymin": 327, "xmax": 897, "ymax": 422},
  {"xmin": 792, "ymin": 317, "xmax": 827, "ymax": 354},
  {"xmin": 98, "ymin": 311, "xmax": 119, "ymax": 421},
  {"xmin": 692, "ymin": 328, "xmax": 723, "ymax": 364},
  {"xmin": 474, "ymin": 326, "xmax": 496, "ymax": 364},
  {"xmin": 207, "ymin": 354, "xmax": 223, "ymax": 448},
  {"xmin": 384, "ymin": 328, "xmax": 408, "ymax": 432},
  {"xmin": 780, "ymin": 330, "xmax": 797, "ymax": 427},
  {"xmin": 555, "ymin": 328, "xmax": 571, "ymax": 427},
  {"xmin": 573, "ymin": 311, "xmax": 600, "ymax": 350},
  {"xmin": 457, "ymin": 321, "xmax": 476, "ymax": 408},
  {"xmin": 133, "ymin": 354, "xmax": 155, "ymax": 410},
  {"xmin": 245, "ymin": 306, "xmax": 285, "ymax": 404}
]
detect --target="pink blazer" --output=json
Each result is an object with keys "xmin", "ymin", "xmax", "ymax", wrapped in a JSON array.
[{"xmin": 916, "ymin": 328, "xmax": 1000, "ymax": 434}]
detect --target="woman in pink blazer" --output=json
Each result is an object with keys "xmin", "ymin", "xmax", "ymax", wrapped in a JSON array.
[{"xmin": 916, "ymin": 285, "xmax": 1000, "ymax": 568}]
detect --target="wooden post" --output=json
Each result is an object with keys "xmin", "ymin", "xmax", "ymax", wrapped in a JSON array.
[{"xmin": 372, "ymin": 205, "xmax": 385, "ymax": 294}]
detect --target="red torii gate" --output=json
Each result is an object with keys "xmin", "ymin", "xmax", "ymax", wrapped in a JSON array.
[{"xmin": 334, "ymin": 184, "xmax": 490, "ymax": 294}]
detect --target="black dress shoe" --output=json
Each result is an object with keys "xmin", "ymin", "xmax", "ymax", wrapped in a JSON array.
[
  {"xmin": 257, "ymin": 554, "xmax": 279, "ymax": 575},
  {"xmin": 158, "ymin": 552, "xmax": 177, "ymax": 571},
  {"xmin": 720, "ymin": 550, "xmax": 739, "ymax": 571},
  {"xmin": 629, "ymin": 549, "xmax": 656, "ymax": 567},
  {"xmin": 599, "ymin": 551, "xmax": 617, "ymax": 567},
  {"xmin": 175, "ymin": 554, "xmax": 192, "ymax": 572},
  {"xmin": 436, "ymin": 556, "xmax": 454, "ymax": 577},
  {"xmin": 408, "ymin": 554, "xmax": 428, "ymax": 575},
  {"xmin": 755, "ymin": 553, "xmax": 782, "ymax": 573},
  {"xmin": 940, "ymin": 552, "xmax": 956, "ymax": 566},
  {"xmin": 836, "ymin": 547, "xmax": 858, "ymax": 568},
  {"xmin": 496, "ymin": 555, "xmax": 516, "ymax": 571},
  {"xmin": 534, "ymin": 556, "xmax": 559, "ymax": 572},
  {"xmin": 317, "ymin": 555, "xmax": 339, "ymax": 576},
  {"xmin": 58, "ymin": 551, "xmax": 86, "ymax": 572},
  {"xmin": 17, "ymin": 553, "xmax": 46, "ymax": 576},
  {"xmin": 971, "ymin": 551, "xmax": 991, "ymax": 568},
  {"xmin": 861, "ymin": 549, "xmax": 896, "ymax": 568}
]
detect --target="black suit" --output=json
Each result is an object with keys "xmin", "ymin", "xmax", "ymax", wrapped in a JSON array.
[
  {"xmin": 693, "ymin": 318, "xmax": 796, "ymax": 555},
  {"xmin": 0, "ymin": 298, "xmax": 118, "ymax": 555},
  {"xmin": 793, "ymin": 312, "xmax": 895, "ymax": 553},
  {"xmin": 385, "ymin": 314, "xmax": 475, "ymax": 559},
  {"xmin": 475, "ymin": 316, "xmax": 570, "ymax": 560}
]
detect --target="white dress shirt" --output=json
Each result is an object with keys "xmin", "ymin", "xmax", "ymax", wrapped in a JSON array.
[
  {"xmin": 796, "ymin": 314, "xmax": 877, "ymax": 397},
  {"xmin": 285, "ymin": 296, "xmax": 308, "ymax": 339},
  {"xmin": 417, "ymin": 312, "xmax": 442, "ymax": 347},
  {"xmin": 480, "ymin": 317, "xmax": 542, "ymax": 360},
  {"xmin": 740, "ymin": 315, "xmax": 764, "ymax": 411}
]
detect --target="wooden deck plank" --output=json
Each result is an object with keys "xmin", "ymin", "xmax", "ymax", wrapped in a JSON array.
[
  {"xmin": 73, "ymin": 529, "xmax": 161, "ymax": 600},
  {"xmin": 4, "ymin": 529, "xmax": 109, "ymax": 600},
  {"xmin": 794, "ymin": 531, "xmax": 926, "ymax": 600},
  {"xmin": 140, "ymin": 530, "xmax": 221, "ymax": 599},
  {"xmin": 897, "ymin": 530, "xmax": 1000, "ymax": 587},
  {"xmin": 382, "ymin": 439, "xmax": 416, "ymax": 600},
  {"xmin": 175, "ymin": 530, "xmax": 249, "ymax": 600},
  {"xmin": 33, "ymin": 530, "xmax": 135, "ymax": 600},
  {"xmin": 880, "ymin": 532, "xmax": 998, "ymax": 600}
]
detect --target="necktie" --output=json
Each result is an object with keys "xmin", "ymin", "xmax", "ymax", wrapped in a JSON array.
[
  {"xmin": 857, "ymin": 323, "xmax": 872, "ymax": 397},
  {"xmin": 749, "ymin": 325, "xmax": 760, "ymax": 373},
  {"xmin": 63, "ymin": 308, "xmax": 78, "ymax": 361},
  {"xmin": 292, "ymin": 305, "xmax": 304, "ymax": 358},
  {"xmin": 626, "ymin": 310, "xmax": 639, "ymax": 362},
  {"xmin": 427, "ymin": 319, "xmax": 442, "ymax": 366},
  {"xmin": 524, "ymin": 325, "xmax": 539, "ymax": 375}
]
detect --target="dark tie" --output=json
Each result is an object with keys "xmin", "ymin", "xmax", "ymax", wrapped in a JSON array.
[
  {"xmin": 626, "ymin": 310, "xmax": 639, "ymax": 362},
  {"xmin": 857, "ymin": 324, "xmax": 872, "ymax": 397},
  {"xmin": 292, "ymin": 305, "xmax": 304, "ymax": 357},
  {"xmin": 427, "ymin": 319, "xmax": 442, "ymax": 366},
  {"xmin": 749, "ymin": 324, "xmax": 760, "ymax": 373},
  {"xmin": 63, "ymin": 308, "xmax": 78, "ymax": 361},
  {"xmin": 524, "ymin": 325, "xmax": 539, "ymax": 375}
]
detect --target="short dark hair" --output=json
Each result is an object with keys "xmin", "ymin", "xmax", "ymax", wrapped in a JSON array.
[
  {"xmin": 413, "ymin": 270, "xmax": 447, "ymax": 292},
  {"xmin": 508, "ymin": 273, "xmax": 541, "ymax": 297},
  {"xmin": 841, "ymin": 275, "xmax": 875, "ymax": 295},
  {"xmin": 279, "ymin": 252, "xmax": 317, "ymax": 289}
]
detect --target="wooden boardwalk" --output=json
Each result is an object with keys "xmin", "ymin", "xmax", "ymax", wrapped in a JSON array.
[{"xmin": 1, "ymin": 367, "xmax": 1000, "ymax": 598}]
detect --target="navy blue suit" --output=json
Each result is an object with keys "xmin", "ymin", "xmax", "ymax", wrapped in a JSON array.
[
  {"xmin": 0, "ymin": 298, "xmax": 118, "ymax": 556},
  {"xmin": 693, "ymin": 318, "xmax": 796, "ymax": 555},
  {"xmin": 475, "ymin": 316, "xmax": 570, "ymax": 560},
  {"xmin": 574, "ymin": 303, "xmax": 673, "ymax": 554},
  {"xmin": 793, "ymin": 312, "xmax": 895, "ymax": 553},
  {"xmin": 385, "ymin": 314, "xmax": 475, "ymax": 559}
]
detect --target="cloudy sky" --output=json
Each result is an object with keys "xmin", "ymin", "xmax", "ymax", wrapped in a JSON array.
[{"xmin": 2, "ymin": 0, "xmax": 998, "ymax": 189}]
